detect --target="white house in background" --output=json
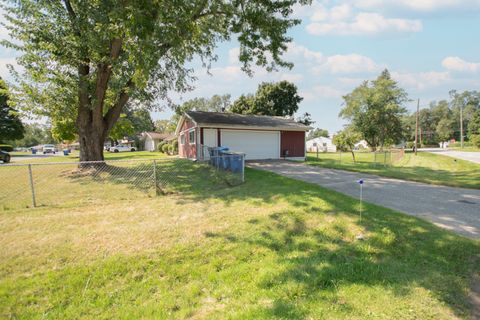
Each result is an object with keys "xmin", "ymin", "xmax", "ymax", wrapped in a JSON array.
[
  {"xmin": 354, "ymin": 140, "xmax": 369, "ymax": 150},
  {"xmin": 141, "ymin": 132, "xmax": 174, "ymax": 151},
  {"xmin": 306, "ymin": 137, "xmax": 337, "ymax": 153}
]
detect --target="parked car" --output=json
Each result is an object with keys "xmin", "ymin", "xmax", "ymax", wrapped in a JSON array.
[
  {"xmin": 0, "ymin": 150, "xmax": 10, "ymax": 163},
  {"xmin": 43, "ymin": 144, "xmax": 56, "ymax": 154},
  {"xmin": 109, "ymin": 144, "xmax": 136, "ymax": 153}
]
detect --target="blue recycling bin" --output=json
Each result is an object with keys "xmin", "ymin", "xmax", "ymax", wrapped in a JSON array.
[
  {"xmin": 31, "ymin": 148, "xmax": 37, "ymax": 155},
  {"xmin": 209, "ymin": 146, "xmax": 229, "ymax": 167},
  {"xmin": 230, "ymin": 153, "xmax": 244, "ymax": 173},
  {"xmin": 63, "ymin": 149, "xmax": 70, "ymax": 156}
]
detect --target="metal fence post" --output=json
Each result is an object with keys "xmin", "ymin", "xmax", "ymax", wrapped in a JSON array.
[
  {"xmin": 28, "ymin": 164, "xmax": 36, "ymax": 207},
  {"xmin": 153, "ymin": 159, "xmax": 158, "ymax": 196},
  {"xmin": 241, "ymin": 154, "xmax": 245, "ymax": 183}
]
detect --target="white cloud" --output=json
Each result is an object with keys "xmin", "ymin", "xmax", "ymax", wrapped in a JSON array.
[
  {"xmin": 391, "ymin": 71, "xmax": 450, "ymax": 90},
  {"xmin": 285, "ymin": 42, "xmax": 324, "ymax": 64},
  {"xmin": 441, "ymin": 56, "xmax": 480, "ymax": 73},
  {"xmin": 312, "ymin": 85, "xmax": 344, "ymax": 98},
  {"xmin": 315, "ymin": 54, "xmax": 382, "ymax": 74},
  {"xmin": 311, "ymin": 4, "xmax": 353, "ymax": 22},
  {"xmin": 307, "ymin": 12, "xmax": 422, "ymax": 36},
  {"xmin": 228, "ymin": 47, "xmax": 240, "ymax": 64},
  {"xmin": 355, "ymin": 0, "xmax": 480, "ymax": 12}
]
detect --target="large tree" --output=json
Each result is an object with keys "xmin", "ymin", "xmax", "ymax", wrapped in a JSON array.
[
  {"xmin": 340, "ymin": 69, "xmax": 408, "ymax": 151},
  {"xmin": 0, "ymin": 77, "xmax": 24, "ymax": 143},
  {"xmin": 2, "ymin": 0, "xmax": 308, "ymax": 161},
  {"xmin": 307, "ymin": 128, "xmax": 329, "ymax": 140},
  {"xmin": 230, "ymin": 81, "xmax": 302, "ymax": 116}
]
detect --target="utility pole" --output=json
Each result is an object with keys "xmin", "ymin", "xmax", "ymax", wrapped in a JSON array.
[
  {"xmin": 460, "ymin": 101, "xmax": 464, "ymax": 148},
  {"xmin": 414, "ymin": 98, "xmax": 419, "ymax": 155}
]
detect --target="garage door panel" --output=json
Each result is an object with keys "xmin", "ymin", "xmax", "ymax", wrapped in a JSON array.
[{"xmin": 221, "ymin": 130, "xmax": 279, "ymax": 160}]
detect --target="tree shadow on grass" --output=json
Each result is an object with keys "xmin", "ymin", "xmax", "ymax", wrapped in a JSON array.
[{"xmin": 199, "ymin": 170, "xmax": 479, "ymax": 318}]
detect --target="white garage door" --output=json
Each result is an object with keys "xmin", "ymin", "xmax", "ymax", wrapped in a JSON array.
[{"xmin": 220, "ymin": 130, "xmax": 280, "ymax": 160}]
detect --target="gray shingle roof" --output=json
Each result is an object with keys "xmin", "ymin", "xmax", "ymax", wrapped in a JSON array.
[{"xmin": 186, "ymin": 111, "xmax": 311, "ymax": 130}]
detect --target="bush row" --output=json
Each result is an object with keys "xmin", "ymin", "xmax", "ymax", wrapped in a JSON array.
[{"xmin": 158, "ymin": 140, "xmax": 178, "ymax": 155}]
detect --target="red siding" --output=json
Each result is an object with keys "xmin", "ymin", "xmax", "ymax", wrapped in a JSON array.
[
  {"xmin": 178, "ymin": 119, "xmax": 197, "ymax": 159},
  {"xmin": 280, "ymin": 131, "xmax": 305, "ymax": 158}
]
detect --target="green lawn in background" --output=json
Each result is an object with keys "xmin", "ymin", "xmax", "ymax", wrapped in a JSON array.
[
  {"xmin": 307, "ymin": 151, "xmax": 480, "ymax": 189},
  {"xmin": 9, "ymin": 150, "xmax": 170, "ymax": 163},
  {"xmin": 1, "ymin": 165, "xmax": 479, "ymax": 319}
]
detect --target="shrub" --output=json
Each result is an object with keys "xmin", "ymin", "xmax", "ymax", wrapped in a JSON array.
[
  {"xmin": 0, "ymin": 144, "xmax": 13, "ymax": 152},
  {"xmin": 161, "ymin": 143, "xmax": 171, "ymax": 154},
  {"xmin": 405, "ymin": 141, "xmax": 414, "ymax": 149},
  {"xmin": 167, "ymin": 144, "xmax": 174, "ymax": 154},
  {"xmin": 171, "ymin": 139, "xmax": 178, "ymax": 153},
  {"xmin": 158, "ymin": 140, "xmax": 167, "ymax": 152},
  {"xmin": 470, "ymin": 135, "xmax": 480, "ymax": 148}
]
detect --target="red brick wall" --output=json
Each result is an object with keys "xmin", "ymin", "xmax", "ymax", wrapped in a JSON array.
[
  {"xmin": 178, "ymin": 119, "xmax": 197, "ymax": 158},
  {"xmin": 280, "ymin": 131, "xmax": 305, "ymax": 157}
]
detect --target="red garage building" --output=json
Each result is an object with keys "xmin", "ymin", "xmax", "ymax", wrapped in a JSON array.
[{"xmin": 175, "ymin": 111, "xmax": 311, "ymax": 160}]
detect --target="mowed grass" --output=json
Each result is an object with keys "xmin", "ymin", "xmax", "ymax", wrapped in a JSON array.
[
  {"xmin": 9, "ymin": 150, "xmax": 170, "ymax": 163},
  {"xmin": 1, "ymin": 161, "xmax": 479, "ymax": 319},
  {"xmin": 307, "ymin": 151, "xmax": 480, "ymax": 189}
]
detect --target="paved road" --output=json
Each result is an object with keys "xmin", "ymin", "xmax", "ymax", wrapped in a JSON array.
[
  {"xmin": 426, "ymin": 149, "xmax": 480, "ymax": 164},
  {"xmin": 248, "ymin": 161, "xmax": 480, "ymax": 239}
]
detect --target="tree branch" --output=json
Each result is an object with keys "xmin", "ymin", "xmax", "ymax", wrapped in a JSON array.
[{"xmin": 103, "ymin": 79, "xmax": 135, "ymax": 134}]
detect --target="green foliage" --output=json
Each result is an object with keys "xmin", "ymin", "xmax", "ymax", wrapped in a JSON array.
[
  {"xmin": 0, "ymin": 78, "xmax": 24, "ymax": 143},
  {"xmin": 468, "ymin": 109, "xmax": 480, "ymax": 138},
  {"xmin": 470, "ymin": 135, "xmax": 480, "ymax": 148},
  {"xmin": 161, "ymin": 143, "xmax": 170, "ymax": 154},
  {"xmin": 8, "ymin": 123, "xmax": 55, "ymax": 147},
  {"xmin": 340, "ymin": 69, "xmax": 408, "ymax": 151},
  {"xmin": 229, "ymin": 94, "xmax": 255, "ymax": 114},
  {"xmin": 296, "ymin": 112, "xmax": 314, "ymax": 126},
  {"xmin": 51, "ymin": 118, "xmax": 77, "ymax": 142},
  {"xmin": 0, "ymin": 144, "xmax": 14, "ymax": 152},
  {"xmin": 2, "ymin": 0, "xmax": 307, "ymax": 160},
  {"xmin": 109, "ymin": 114, "xmax": 135, "ymax": 141},
  {"xmin": 126, "ymin": 109, "xmax": 155, "ymax": 133},
  {"xmin": 333, "ymin": 126, "xmax": 361, "ymax": 161},
  {"xmin": 158, "ymin": 140, "xmax": 167, "ymax": 152},
  {"xmin": 307, "ymin": 128, "xmax": 329, "ymax": 140},
  {"xmin": 230, "ymin": 81, "xmax": 302, "ymax": 116},
  {"xmin": 154, "ymin": 119, "xmax": 174, "ymax": 133},
  {"xmin": 171, "ymin": 139, "xmax": 178, "ymax": 153}
]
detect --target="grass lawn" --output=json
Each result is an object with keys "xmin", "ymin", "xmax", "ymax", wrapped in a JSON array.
[
  {"xmin": 307, "ymin": 151, "xmax": 480, "ymax": 189},
  {"xmin": 9, "ymin": 150, "xmax": 170, "ymax": 163},
  {"xmin": 1, "ymin": 162, "xmax": 479, "ymax": 319}
]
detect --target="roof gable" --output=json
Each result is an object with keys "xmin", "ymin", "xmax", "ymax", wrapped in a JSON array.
[{"xmin": 185, "ymin": 111, "xmax": 311, "ymax": 131}]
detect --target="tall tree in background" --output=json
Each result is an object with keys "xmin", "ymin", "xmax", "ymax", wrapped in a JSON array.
[
  {"xmin": 2, "ymin": 0, "xmax": 309, "ymax": 161},
  {"xmin": 229, "ymin": 94, "xmax": 254, "ymax": 114},
  {"xmin": 307, "ymin": 128, "xmax": 329, "ymax": 140},
  {"xmin": 231, "ymin": 81, "xmax": 302, "ymax": 116},
  {"xmin": 0, "ymin": 77, "xmax": 24, "ymax": 143},
  {"xmin": 340, "ymin": 69, "xmax": 408, "ymax": 151}
]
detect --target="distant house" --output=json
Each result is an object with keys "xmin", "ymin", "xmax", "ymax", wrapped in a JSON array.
[
  {"xmin": 354, "ymin": 140, "xmax": 369, "ymax": 150},
  {"xmin": 141, "ymin": 132, "xmax": 174, "ymax": 151},
  {"xmin": 306, "ymin": 137, "xmax": 337, "ymax": 153},
  {"xmin": 175, "ymin": 111, "xmax": 311, "ymax": 160}
]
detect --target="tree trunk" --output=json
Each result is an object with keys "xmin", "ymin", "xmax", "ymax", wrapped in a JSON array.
[
  {"xmin": 351, "ymin": 150, "xmax": 356, "ymax": 163},
  {"xmin": 77, "ymin": 106, "xmax": 107, "ymax": 162}
]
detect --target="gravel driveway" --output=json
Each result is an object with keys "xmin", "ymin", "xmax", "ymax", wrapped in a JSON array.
[{"xmin": 248, "ymin": 161, "xmax": 480, "ymax": 239}]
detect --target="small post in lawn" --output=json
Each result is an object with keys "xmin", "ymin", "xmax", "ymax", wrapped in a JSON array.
[
  {"xmin": 153, "ymin": 159, "xmax": 158, "ymax": 196},
  {"xmin": 357, "ymin": 179, "xmax": 364, "ymax": 221},
  {"xmin": 28, "ymin": 164, "xmax": 36, "ymax": 207}
]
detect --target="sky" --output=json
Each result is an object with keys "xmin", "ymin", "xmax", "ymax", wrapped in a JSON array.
[{"xmin": 1, "ymin": 0, "xmax": 480, "ymax": 134}]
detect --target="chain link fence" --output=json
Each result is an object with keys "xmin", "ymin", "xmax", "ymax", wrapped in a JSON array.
[
  {"xmin": 307, "ymin": 149, "xmax": 405, "ymax": 166},
  {"xmin": 0, "ymin": 156, "xmax": 244, "ymax": 210}
]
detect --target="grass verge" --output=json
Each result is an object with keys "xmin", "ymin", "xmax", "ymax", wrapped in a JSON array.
[
  {"xmin": 1, "ymin": 165, "xmax": 479, "ymax": 319},
  {"xmin": 307, "ymin": 151, "xmax": 480, "ymax": 189}
]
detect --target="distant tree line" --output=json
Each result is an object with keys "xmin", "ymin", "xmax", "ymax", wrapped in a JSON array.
[{"xmin": 335, "ymin": 69, "xmax": 480, "ymax": 154}]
